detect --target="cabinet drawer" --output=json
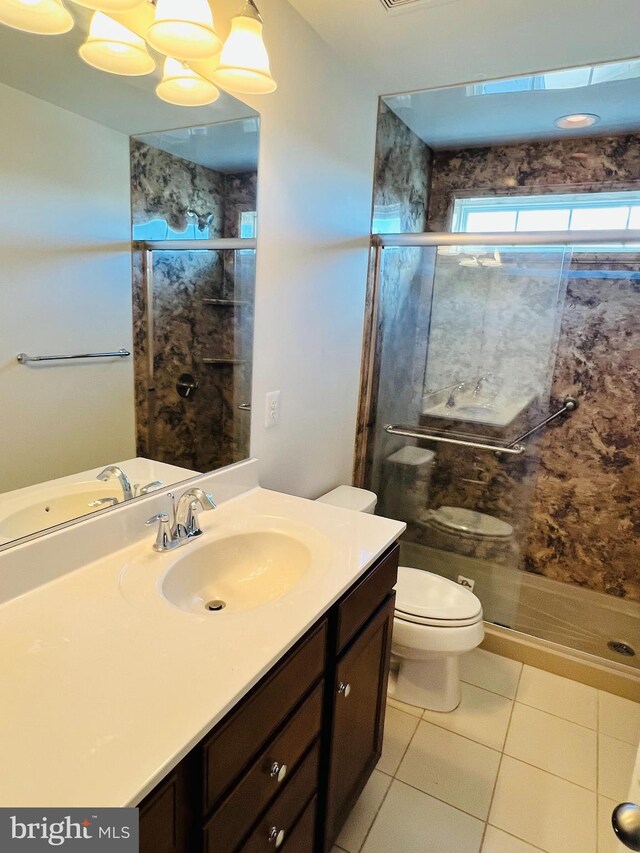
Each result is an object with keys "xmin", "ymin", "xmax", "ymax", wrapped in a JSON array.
[
  {"xmin": 204, "ymin": 684, "xmax": 323, "ymax": 853},
  {"xmin": 203, "ymin": 621, "xmax": 327, "ymax": 812},
  {"xmin": 237, "ymin": 744, "xmax": 319, "ymax": 853},
  {"xmin": 336, "ymin": 544, "xmax": 398, "ymax": 653},
  {"xmin": 282, "ymin": 795, "xmax": 316, "ymax": 852}
]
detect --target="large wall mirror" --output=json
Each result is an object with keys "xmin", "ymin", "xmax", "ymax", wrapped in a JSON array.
[{"xmin": 0, "ymin": 10, "xmax": 259, "ymax": 550}]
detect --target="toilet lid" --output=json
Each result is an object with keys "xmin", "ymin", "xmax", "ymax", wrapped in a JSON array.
[
  {"xmin": 428, "ymin": 506, "xmax": 513, "ymax": 538},
  {"xmin": 395, "ymin": 566, "xmax": 482, "ymax": 623}
]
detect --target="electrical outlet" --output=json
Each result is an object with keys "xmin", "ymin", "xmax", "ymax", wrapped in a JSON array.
[
  {"xmin": 457, "ymin": 575, "xmax": 475, "ymax": 591},
  {"xmin": 265, "ymin": 390, "xmax": 281, "ymax": 428}
]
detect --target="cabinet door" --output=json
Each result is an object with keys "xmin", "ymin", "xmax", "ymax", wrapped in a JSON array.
[{"xmin": 325, "ymin": 596, "xmax": 395, "ymax": 846}]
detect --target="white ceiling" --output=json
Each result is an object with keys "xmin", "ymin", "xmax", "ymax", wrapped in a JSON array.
[
  {"xmin": 383, "ymin": 60, "xmax": 640, "ymax": 149},
  {"xmin": 0, "ymin": 3, "xmax": 258, "ymax": 153},
  {"xmin": 135, "ymin": 118, "xmax": 260, "ymax": 173},
  {"xmin": 288, "ymin": 0, "xmax": 640, "ymax": 99}
]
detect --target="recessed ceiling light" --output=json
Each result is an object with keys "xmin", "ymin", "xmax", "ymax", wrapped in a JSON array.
[{"xmin": 555, "ymin": 113, "xmax": 600, "ymax": 129}]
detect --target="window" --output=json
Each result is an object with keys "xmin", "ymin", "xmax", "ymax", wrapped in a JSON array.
[
  {"xmin": 372, "ymin": 203, "xmax": 404, "ymax": 235},
  {"xmin": 451, "ymin": 191, "xmax": 640, "ymax": 236},
  {"xmin": 239, "ymin": 210, "xmax": 257, "ymax": 239}
]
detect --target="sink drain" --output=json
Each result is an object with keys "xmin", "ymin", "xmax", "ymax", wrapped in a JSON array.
[
  {"xmin": 205, "ymin": 600, "xmax": 226, "ymax": 612},
  {"xmin": 607, "ymin": 640, "xmax": 636, "ymax": 657}
]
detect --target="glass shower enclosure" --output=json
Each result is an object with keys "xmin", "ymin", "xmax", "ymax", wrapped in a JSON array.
[{"xmin": 361, "ymin": 230, "xmax": 640, "ymax": 671}]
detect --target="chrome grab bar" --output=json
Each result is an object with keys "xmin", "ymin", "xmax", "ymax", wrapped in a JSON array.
[
  {"xmin": 385, "ymin": 396, "xmax": 579, "ymax": 457},
  {"xmin": 17, "ymin": 348, "xmax": 130, "ymax": 364},
  {"xmin": 384, "ymin": 425, "xmax": 526, "ymax": 456},
  {"xmin": 506, "ymin": 396, "xmax": 579, "ymax": 448}
]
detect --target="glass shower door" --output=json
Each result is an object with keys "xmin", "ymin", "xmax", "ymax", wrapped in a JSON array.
[{"xmin": 366, "ymin": 243, "xmax": 571, "ymax": 631}]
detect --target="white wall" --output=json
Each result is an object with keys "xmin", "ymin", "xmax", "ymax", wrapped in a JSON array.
[
  {"xmin": 0, "ymin": 82, "xmax": 135, "ymax": 492},
  {"xmin": 232, "ymin": 0, "xmax": 379, "ymax": 497}
]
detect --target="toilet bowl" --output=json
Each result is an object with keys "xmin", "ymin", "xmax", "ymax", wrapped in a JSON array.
[
  {"xmin": 316, "ymin": 485, "xmax": 484, "ymax": 713},
  {"xmin": 392, "ymin": 566, "xmax": 484, "ymax": 711}
]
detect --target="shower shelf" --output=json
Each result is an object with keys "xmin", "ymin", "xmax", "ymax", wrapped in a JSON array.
[
  {"xmin": 202, "ymin": 299, "xmax": 248, "ymax": 306},
  {"xmin": 201, "ymin": 358, "xmax": 246, "ymax": 366}
]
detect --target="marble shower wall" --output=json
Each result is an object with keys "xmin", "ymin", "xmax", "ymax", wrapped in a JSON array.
[
  {"xmin": 365, "ymin": 103, "xmax": 434, "ymax": 501},
  {"xmin": 131, "ymin": 140, "xmax": 256, "ymax": 473},
  {"xmin": 427, "ymin": 133, "xmax": 640, "ymax": 231},
  {"xmin": 524, "ymin": 259, "xmax": 640, "ymax": 601}
]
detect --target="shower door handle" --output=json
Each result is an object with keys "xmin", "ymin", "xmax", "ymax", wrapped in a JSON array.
[{"xmin": 612, "ymin": 803, "xmax": 640, "ymax": 850}]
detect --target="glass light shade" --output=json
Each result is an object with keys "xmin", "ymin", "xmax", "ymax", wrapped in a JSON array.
[
  {"xmin": 79, "ymin": 12, "xmax": 154, "ymax": 75},
  {"xmin": 70, "ymin": 0, "xmax": 144, "ymax": 10},
  {"xmin": 156, "ymin": 57, "xmax": 220, "ymax": 107},
  {"xmin": 0, "ymin": 0, "xmax": 73, "ymax": 34},
  {"xmin": 213, "ymin": 12, "xmax": 276, "ymax": 94},
  {"xmin": 147, "ymin": 0, "xmax": 222, "ymax": 62}
]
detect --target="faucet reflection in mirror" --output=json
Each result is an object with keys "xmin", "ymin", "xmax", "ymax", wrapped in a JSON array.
[{"xmin": 0, "ymin": 0, "xmax": 277, "ymax": 104}]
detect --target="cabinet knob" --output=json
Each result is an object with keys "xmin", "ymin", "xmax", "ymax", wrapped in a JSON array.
[
  {"xmin": 269, "ymin": 762, "xmax": 287, "ymax": 783},
  {"xmin": 337, "ymin": 681, "xmax": 351, "ymax": 698},
  {"xmin": 268, "ymin": 827, "xmax": 285, "ymax": 848}
]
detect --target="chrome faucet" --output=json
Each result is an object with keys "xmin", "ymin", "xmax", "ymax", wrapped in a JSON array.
[
  {"xmin": 473, "ymin": 375, "xmax": 491, "ymax": 397},
  {"xmin": 97, "ymin": 466, "xmax": 133, "ymax": 501},
  {"xmin": 446, "ymin": 383, "xmax": 465, "ymax": 408},
  {"xmin": 146, "ymin": 488, "xmax": 217, "ymax": 552}
]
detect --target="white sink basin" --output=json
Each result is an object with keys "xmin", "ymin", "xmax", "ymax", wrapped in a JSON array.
[
  {"xmin": 118, "ymin": 514, "xmax": 335, "ymax": 617},
  {"xmin": 161, "ymin": 531, "xmax": 313, "ymax": 615},
  {"xmin": 0, "ymin": 481, "xmax": 121, "ymax": 541}
]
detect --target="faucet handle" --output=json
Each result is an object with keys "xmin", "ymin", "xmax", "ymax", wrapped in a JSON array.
[
  {"xmin": 89, "ymin": 497, "xmax": 119, "ymax": 509},
  {"xmin": 146, "ymin": 512, "xmax": 173, "ymax": 552}
]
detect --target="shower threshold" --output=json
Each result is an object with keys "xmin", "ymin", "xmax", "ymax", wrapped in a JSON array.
[{"xmin": 401, "ymin": 540, "xmax": 640, "ymax": 673}]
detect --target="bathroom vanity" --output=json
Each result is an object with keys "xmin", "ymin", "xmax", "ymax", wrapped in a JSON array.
[
  {"xmin": 139, "ymin": 542, "xmax": 399, "ymax": 853},
  {"xmin": 0, "ymin": 464, "xmax": 405, "ymax": 853}
]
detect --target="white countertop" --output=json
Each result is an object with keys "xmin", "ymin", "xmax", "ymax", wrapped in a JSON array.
[{"xmin": 0, "ymin": 486, "xmax": 404, "ymax": 808}]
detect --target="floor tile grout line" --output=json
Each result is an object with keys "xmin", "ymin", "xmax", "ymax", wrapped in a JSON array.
[
  {"xmin": 387, "ymin": 775, "xmax": 490, "ymax": 826},
  {"xmin": 484, "ymin": 821, "xmax": 550, "ymax": 852},
  {"xmin": 460, "ymin": 674, "xmax": 521, "ymax": 701},
  {"xmin": 417, "ymin": 710, "xmax": 509, "ymax": 754},
  {"xmin": 478, "ymin": 663, "xmax": 524, "ymax": 850},
  {"xmin": 513, "ymin": 696, "xmax": 598, "ymax": 732},
  {"xmin": 389, "ymin": 712, "xmax": 421, "ymax": 777},
  {"xmin": 501, "ymin": 749, "xmax": 598, "ymax": 794},
  {"xmin": 354, "ymin": 774, "xmax": 393, "ymax": 853},
  {"xmin": 389, "ymin": 701, "xmax": 600, "ymax": 791}
]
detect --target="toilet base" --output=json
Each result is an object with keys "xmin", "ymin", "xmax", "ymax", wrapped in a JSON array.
[{"xmin": 394, "ymin": 655, "xmax": 462, "ymax": 712}]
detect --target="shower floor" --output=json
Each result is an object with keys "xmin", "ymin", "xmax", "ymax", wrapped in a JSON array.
[{"xmin": 400, "ymin": 540, "xmax": 640, "ymax": 672}]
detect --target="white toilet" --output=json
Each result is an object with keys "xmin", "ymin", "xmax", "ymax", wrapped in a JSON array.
[{"xmin": 316, "ymin": 484, "xmax": 484, "ymax": 712}]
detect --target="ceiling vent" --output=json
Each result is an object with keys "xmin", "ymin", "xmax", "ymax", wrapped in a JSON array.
[{"xmin": 379, "ymin": 0, "xmax": 459, "ymax": 13}]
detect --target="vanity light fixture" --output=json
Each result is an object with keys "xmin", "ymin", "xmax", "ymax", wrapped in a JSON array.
[
  {"xmin": 156, "ymin": 56, "xmax": 220, "ymax": 106},
  {"xmin": 213, "ymin": 0, "xmax": 276, "ymax": 94},
  {"xmin": 0, "ymin": 0, "xmax": 277, "ymax": 105},
  {"xmin": 70, "ymin": 0, "xmax": 145, "ymax": 10},
  {"xmin": 147, "ymin": 0, "xmax": 222, "ymax": 61},
  {"xmin": 79, "ymin": 11, "xmax": 155, "ymax": 75},
  {"xmin": 0, "ymin": 0, "xmax": 74, "ymax": 35},
  {"xmin": 555, "ymin": 113, "xmax": 600, "ymax": 129}
]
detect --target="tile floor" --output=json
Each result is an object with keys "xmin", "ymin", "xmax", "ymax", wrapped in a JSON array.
[{"xmin": 331, "ymin": 648, "xmax": 640, "ymax": 853}]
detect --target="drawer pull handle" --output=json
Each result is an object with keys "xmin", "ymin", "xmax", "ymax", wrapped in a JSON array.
[
  {"xmin": 269, "ymin": 762, "xmax": 288, "ymax": 783},
  {"xmin": 337, "ymin": 681, "xmax": 351, "ymax": 698},
  {"xmin": 268, "ymin": 827, "xmax": 285, "ymax": 848}
]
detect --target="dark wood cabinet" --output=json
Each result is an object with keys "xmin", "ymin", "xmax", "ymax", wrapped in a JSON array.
[
  {"xmin": 325, "ymin": 596, "xmax": 395, "ymax": 846},
  {"xmin": 139, "ymin": 542, "xmax": 399, "ymax": 853}
]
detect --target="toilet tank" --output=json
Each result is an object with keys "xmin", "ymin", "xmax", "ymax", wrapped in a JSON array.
[{"xmin": 316, "ymin": 485, "xmax": 378, "ymax": 514}]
